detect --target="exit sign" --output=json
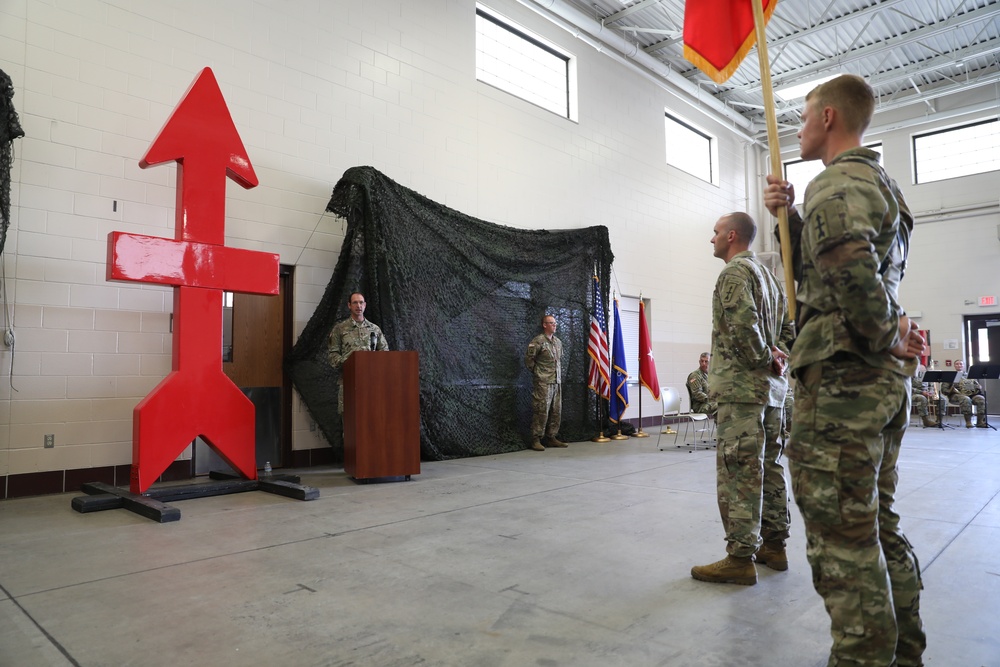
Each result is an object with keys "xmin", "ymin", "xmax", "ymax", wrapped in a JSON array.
[{"xmin": 980, "ymin": 296, "xmax": 997, "ymax": 307}]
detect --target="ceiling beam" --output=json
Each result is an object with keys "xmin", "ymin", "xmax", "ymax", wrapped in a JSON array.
[{"xmin": 728, "ymin": 2, "xmax": 1000, "ymax": 96}]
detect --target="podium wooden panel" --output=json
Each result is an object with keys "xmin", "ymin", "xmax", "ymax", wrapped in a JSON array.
[{"xmin": 343, "ymin": 350, "xmax": 420, "ymax": 481}]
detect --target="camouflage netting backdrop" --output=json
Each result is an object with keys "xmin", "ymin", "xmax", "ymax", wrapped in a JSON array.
[
  {"xmin": 287, "ymin": 166, "xmax": 614, "ymax": 461},
  {"xmin": 0, "ymin": 68, "xmax": 25, "ymax": 256}
]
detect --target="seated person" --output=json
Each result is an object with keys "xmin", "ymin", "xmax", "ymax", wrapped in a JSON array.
[
  {"xmin": 940, "ymin": 360, "xmax": 987, "ymax": 428},
  {"xmin": 911, "ymin": 365, "xmax": 938, "ymax": 428},
  {"xmin": 686, "ymin": 352, "xmax": 717, "ymax": 418}
]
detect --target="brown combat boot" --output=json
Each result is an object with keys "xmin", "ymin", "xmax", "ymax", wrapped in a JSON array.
[
  {"xmin": 755, "ymin": 542, "xmax": 788, "ymax": 571},
  {"xmin": 977, "ymin": 414, "xmax": 989, "ymax": 428},
  {"xmin": 921, "ymin": 414, "xmax": 938, "ymax": 428},
  {"xmin": 691, "ymin": 554, "xmax": 757, "ymax": 585},
  {"xmin": 544, "ymin": 435, "xmax": 568, "ymax": 448},
  {"xmin": 965, "ymin": 414, "xmax": 974, "ymax": 428},
  {"xmin": 530, "ymin": 439, "xmax": 545, "ymax": 451}
]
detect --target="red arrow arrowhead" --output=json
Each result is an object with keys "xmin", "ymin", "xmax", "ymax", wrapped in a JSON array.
[{"xmin": 140, "ymin": 67, "xmax": 257, "ymax": 244}]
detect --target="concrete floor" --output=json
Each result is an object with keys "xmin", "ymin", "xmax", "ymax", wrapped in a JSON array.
[{"xmin": 1, "ymin": 423, "xmax": 998, "ymax": 667}]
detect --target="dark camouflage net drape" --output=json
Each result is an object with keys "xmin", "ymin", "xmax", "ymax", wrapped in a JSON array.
[
  {"xmin": 0, "ymin": 69, "xmax": 25, "ymax": 256},
  {"xmin": 287, "ymin": 166, "xmax": 613, "ymax": 461}
]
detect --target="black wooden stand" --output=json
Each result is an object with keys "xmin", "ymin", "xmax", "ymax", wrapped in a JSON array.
[{"xmin": 71, "ymin": 471, "xmax": 319, "ymax": 523}]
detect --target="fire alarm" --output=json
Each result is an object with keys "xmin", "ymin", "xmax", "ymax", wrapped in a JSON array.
[{"xmin": 945, "ymin": 360, "xmax": 952, "ymax": 367}]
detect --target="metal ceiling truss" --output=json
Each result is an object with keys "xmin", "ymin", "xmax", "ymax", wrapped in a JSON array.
[{"xmin": 536, "ymin": 0, "xmax": 1000, "ymax": 138}]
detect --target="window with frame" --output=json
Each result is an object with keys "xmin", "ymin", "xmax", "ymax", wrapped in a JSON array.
[
  {"xmin": 783, "ymin": 143, "xmax": 883, "ymax": 203},
  {"xmin": 913, "ymin": 118, "xmax": 1000, "ymax": 184},
  {"xmin": 475, "ymin": 6, "xmax": 575, "ymax": 120},
  {"xmin": 665, "ymin": 112, "xmax": 717, "ymax": 184}
]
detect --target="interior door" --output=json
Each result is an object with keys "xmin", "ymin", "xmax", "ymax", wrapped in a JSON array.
[
  {"xmin": 194, "ymin": 266, "xmax": 293, "ymax": 475},
  {"xmin": 965, "ymin": 313, "xmax": 1000, "ymax": 415}
]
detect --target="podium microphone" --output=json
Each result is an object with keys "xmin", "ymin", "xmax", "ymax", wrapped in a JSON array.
[{"xmin": 370, "ymin": 331, "xmax": 377, "ymax": 351}]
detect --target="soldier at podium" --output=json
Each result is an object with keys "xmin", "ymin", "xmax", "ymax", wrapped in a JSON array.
[
  {"xmin": 524, "ymin": 314, "xmax": 568, "ymax": 451},
  {"xmin": 940, "ymin": 360, "xmax": 988, "ymax": 428},
  {"xmin": 329, "ymin": 292, "xmax": 389, "ymax": 413}
]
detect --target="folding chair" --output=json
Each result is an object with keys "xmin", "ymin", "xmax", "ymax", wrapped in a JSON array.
[
  {"xmin": 656, "ymin": 386, "xmax": 681, "ymax": 451},
  {"xmin": 675, "ymin": 388, "xmax": 715, "ymax": 450}
]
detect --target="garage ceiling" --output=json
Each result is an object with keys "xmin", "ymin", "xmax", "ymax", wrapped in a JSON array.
[{"xmin": 526, "ymin": 0, "xmax": 1000, "ymax": 139}]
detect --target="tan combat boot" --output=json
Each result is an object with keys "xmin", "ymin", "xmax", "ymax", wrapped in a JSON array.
[
  {"xmin": 965, "ymin": 414, "xmax": 974, "ymax": 428},
  {"xmin": 755, "ymin": 542, "xmax": 788, "ymax": 571},
  {"xmin": 691, "ymin": 554, "xmax": 757, "ymax": 585},
  {"xmin": 530, "ymin": 439, "xmax": 545, "ymax": 451},
  {"xmin": 977, "ymin": 414, "xmax": 989, "ymax": 428},
  {"xmin": 921, "ymin": 414, "xmax": 938, "ymax": 428},
  {"xmin": 544, "ymin": 435, "xmax": 568, "ymax": 448}
]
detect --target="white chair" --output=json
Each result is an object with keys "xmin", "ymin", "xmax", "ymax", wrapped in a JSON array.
[
  {"xmin": 674, "ymin": 390, "xmax": 715, "ymax": 450},
  {"xmin": 656, "ymin": 386, "xmax": 681, "ymax": 451}
]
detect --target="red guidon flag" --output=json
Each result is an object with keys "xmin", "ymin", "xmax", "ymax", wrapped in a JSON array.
[
  {"xmin": 683, "ymin": 0, "xmax": 778, "ymax": 83},
  {"xmin": 638, "ymin": 301, "xmax": 660, "ymax": 401}
]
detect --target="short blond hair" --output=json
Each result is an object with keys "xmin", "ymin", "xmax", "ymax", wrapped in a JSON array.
[{"xmin": 805, "ymin": 74, "xmax": 875, "ymax": 135}]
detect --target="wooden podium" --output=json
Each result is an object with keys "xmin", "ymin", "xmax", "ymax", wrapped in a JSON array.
[{"xmin": 343, "ymin": 350, "xmax": 421, "ymax": 481}]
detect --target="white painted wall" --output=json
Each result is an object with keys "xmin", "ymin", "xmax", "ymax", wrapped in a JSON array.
[{"xmin": 4, "ymin": 0, "xmax": 991, "ymax": 479}]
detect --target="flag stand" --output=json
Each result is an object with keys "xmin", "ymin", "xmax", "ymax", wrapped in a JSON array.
[
  {"xmin": 633, "ymin": 387, "xmax": 649, "ymax": 437},
  {"xmin": 610, "ymin": 428, "xmax": 629, "ymax": 441},
  {"xmin": 632, "ymin": 354, "xmax": 649, "ymax": 438},
  {"xmin": 589, "ymin": 273, "xmax": 612, "ymax": 442},
  {"xmin": 592, "ymin": 399, "xmax": 610, "ymax": 442}
]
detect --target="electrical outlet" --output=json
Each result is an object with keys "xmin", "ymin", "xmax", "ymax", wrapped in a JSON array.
[
  {"xmin": 44, "ymin": 434, "xmax": 55, "ymax": 448},
  {"xmin": 309, "ymin": 421, "xmax": 317, "ymax": 432}
]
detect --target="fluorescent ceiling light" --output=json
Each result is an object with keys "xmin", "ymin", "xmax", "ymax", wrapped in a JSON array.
[{"xmin": 774, "ymin": 74, "xmax": 840, "ymax": 101}]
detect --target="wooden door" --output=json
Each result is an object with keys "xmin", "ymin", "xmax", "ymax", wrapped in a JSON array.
[{"xmin": 195, "ymin": 266, "xmax": 292, "ymax": 474}]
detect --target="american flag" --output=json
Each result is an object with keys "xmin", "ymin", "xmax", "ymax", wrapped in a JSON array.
[{"xmin": 587, "ymin": 275, "xmax": 610, "ymax": 400}]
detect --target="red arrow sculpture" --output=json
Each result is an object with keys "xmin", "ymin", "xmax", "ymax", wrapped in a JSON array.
[{"xmin": 107, "ymin": 68, "xmax": 279, "ymax": 493}]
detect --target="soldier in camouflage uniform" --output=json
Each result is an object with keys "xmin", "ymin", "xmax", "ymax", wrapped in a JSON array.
[
  {"xmin": 328, "ymin": 292, "xmax": 389, "ymax": 414},
  {"xmin": 940, "ymin": 360, "xmax": 988, "ymax": 428},
  {"xmin": 690, "ymin": 212, "xmax": 793, "ymax": 587},
  {"xmin": 765, "ymin": 74, "xmax": 926, "ymax": 667},
  {"xmin": 911, "ymin": 367, "xmax": 938, "ymax": 428},
  {"xmin": 524, "ymin": 314, "xmax": 567, "ymax": 451},
  {"xmin": 685, "ymin": 352, "xmax": 718, "ymax": 418}
]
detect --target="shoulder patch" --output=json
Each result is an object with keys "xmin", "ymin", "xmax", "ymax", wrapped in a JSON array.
[{"xmin": 719, "ymin": 275, "xmax": 745, "ymax": 308}]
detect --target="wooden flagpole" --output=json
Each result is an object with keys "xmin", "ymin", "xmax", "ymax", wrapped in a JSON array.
[{"xmin": 752, "ymin": 0, "xmax": 797, "ymax": 321}]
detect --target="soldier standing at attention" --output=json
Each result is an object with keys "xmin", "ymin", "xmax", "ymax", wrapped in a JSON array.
[
  {"xmin": 685, "ymin": 352, "xmax": 718, "ymax": 418},
  {"xmin": 690, "ymin": 212, "xmax": 794, "ymax": 586},
  {"xmin": 765, "ymin": 74, "xmax": 926, "ymax": 666},
  {"xmin": 328, "ymin": 292, "xmax": 389, "ymax": 414},
  {"xmin": 524, "ymin": 314, "xmax": 568, "ymax": 451}
]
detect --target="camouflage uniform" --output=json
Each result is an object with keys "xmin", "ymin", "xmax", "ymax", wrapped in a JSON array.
[
  {"xmin": 910, "ymin": 376, "xmax": 931, "ymax": 417},
  {"xmin": 525, "ymin": 333, "xmax": 562, "ymax": 440},
  {"xmin": 785, "ymin": 147, "xmax": 925, "ymax": 666},
  {"xmin": 709, "ymin": 250, "xmax": 794, "ymax": 559},
  {"xmin": 782, "ymin": 379, "xmax": 795, "ymax": 438},
  {"xmin": 685, "ymin": 369, "xmax": 718, "ymax": 417},
  {"xmin": 940, "ymin": 374, "xmax": 986, "ymax": 419},
  {"xmin": 328, "ymin": 317, "xmax": 389, "ymax": 414}
]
